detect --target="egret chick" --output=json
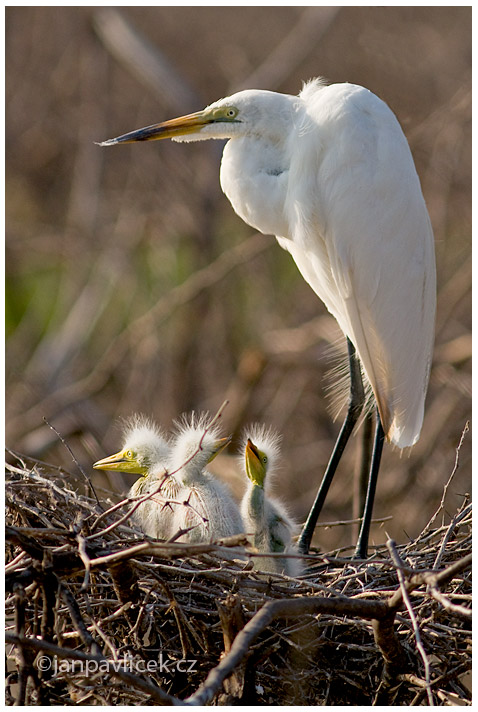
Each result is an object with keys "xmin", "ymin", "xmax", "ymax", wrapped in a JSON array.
[
  {"xmin": 241, "ymin": 426, "xmax": 301, "ymax": 577},
  {"xmin": 93, "ymin": 415, "xmax": 180, "ymax": 540},
  {"xmin": 169, "ymin": 414, "xmax": 243, "ymax": 543}
]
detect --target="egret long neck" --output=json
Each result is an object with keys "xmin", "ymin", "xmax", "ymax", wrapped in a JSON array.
[{"xmin": 220, "ymin": 137, "xmax": 290, "ymax": 238}]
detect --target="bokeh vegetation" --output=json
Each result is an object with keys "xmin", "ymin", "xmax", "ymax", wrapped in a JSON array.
[{"xmin": 6, "ymin": 7, "xmax": 471, "ymax": 551}]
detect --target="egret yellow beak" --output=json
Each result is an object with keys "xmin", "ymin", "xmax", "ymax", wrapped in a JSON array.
[
  {"xmin": 97, "ymin": 103, "xmax": 241, "ymax": 146},
  {"xmin": 245, "ymin": 438, "xmax": 266, "ymax": 487},
  {"xmin": 98, "ymin": 108, "xmax": 216, "ymax": 146},
  {"xmin": 93, "ymin": 449, "xmax": 147, "ymax": 474}
]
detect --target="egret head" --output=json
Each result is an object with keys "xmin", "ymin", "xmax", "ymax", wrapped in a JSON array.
[
  {"xmin": 169, "ymin": 412, "xmax": 230, "ymax": 476},
  {"xmin": 98, "ymin": 90, "xmax": 297, "ymax": 146},
  {"xmin": 242, "ymin": 424, "xmax": 281, "ymax": 488},
  {"xmin": 93, "ymin": 415, "xmax": 170, "ymax": 475}
]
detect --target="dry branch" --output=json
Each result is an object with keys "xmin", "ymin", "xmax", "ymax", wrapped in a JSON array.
[
  {"xmin": 93, "ymin": 8, "xmax": 201, "ymax": 113},
  {"xmin": 12, "ymin": 233, "xmax": 272, "ymax": 435},
  {"xmin": 5, "ymin": 456, "xmax": 472, "ymax": 705}
]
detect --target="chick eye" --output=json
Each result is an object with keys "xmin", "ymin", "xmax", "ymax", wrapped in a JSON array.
[
  {"xmin": 262, "ymin": 456, "xmax": 268, "ymax": 464},
  {"xmin": 126, "ymin": 450, "xmax": 133, "ymax": 459}
]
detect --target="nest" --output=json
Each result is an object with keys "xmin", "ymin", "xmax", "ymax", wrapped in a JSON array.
[{"xmin": 6, "ymin": 451, "xmax": 471, "ymax": 706}]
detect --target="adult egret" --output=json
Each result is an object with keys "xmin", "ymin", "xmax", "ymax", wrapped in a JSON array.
[
  {"xmin": 169, "ymin": 413, "xmax": 244, "ymax": 543},
  {"xmin": 93, "ymin": 415, "xmax": 180, "ymax": 540},
  {"xmin": 99, "ymin": 79, "xmax": 436, "ymax": 557},
  {"xmin": 241, "ymin": 425, "xmax": 301, "ymax": 577}
]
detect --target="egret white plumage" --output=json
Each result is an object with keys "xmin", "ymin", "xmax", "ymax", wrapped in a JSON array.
[
  {"xmin": 241, "ymin": 426, "xmax": 301, "ymax": 577},
  {"xmin": 100, "ymin": 79, "xmax": 436, "ymax": 557},
  {"xmin": 169, "ymin": 414, "xmax": 244, "ymax": 543},
  {"xmin": 93, "ymin": 415, "xmax": 180, "ymax": 540}
]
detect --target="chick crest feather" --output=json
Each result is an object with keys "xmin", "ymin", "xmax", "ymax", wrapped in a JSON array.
[
  {"xmin": 120, "ymin": 413, "xmax": 171, "ymax": 466},
  {"xmin": 169, "ymin": 412, "xmax": 244, "ymax": 544}
]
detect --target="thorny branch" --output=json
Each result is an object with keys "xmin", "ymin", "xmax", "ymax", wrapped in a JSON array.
[
  {"xmin": 6, "ymin": 510, "xmax": 471, "ymax": 707},
  {"xmin": 88, "ymin": 400, "xmax": 230, "ymax": 540},
  {"xmin": 387, "ymin": 539, "xmax": 433, "ymax": 706},
  {"xmin": 422, "ymin": 420, "xmax": 469, "ymax": 535},
  {"xmin": 5, "ymin": 450, "xmax": 471, "ymax": 705},
  {"xmin": 5, "ymin": 633, "xmax": 181, "ymax": 706},
  {"xmin": 43, "ymin": 417, "xmax": 103, "ymax": 509}
]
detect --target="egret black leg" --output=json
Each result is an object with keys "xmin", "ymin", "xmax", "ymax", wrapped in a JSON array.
[
  {"xmin": 354, "ymin": 411, "xmax": 374, "ymax": 536},
  {"xmin": 298, "ymin": 338, "xmax": 365, "ymax": 555},
  {"xmin": 354, "ymin": 409, "xmax": 385, "ymax": 559}
]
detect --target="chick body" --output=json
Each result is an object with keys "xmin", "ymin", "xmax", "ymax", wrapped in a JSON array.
[
  {"xmin": 169, "ymin": 414, "xmax": 244, "ymax": 543},
  {"xmin": 241, "ymin": 425, "xmax": 301, "ymax": 577}
]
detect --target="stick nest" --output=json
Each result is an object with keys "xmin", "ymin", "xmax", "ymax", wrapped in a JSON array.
[{"xmin": 6, "ymin": 452, "xmax": 471, "ymax": 706}]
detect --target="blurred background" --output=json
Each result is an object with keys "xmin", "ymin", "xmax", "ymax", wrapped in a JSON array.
[{"xmin": 6, "ymin": 6, "xmax": 471, "ymax": 552}]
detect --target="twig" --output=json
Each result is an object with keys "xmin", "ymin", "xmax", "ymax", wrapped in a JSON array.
[
  {"xmin": 77, "ymin": 535, "xmax": 91, "ymax": 591},
  {"xmin": 85, "ymin": 537, "xmax": 248, "ymax": 569},
  {"xmin": 5, "ymin": 633, "xmax": 182, "ymax": 706},
  {"xmin": 88, "ymin": 401, "xmax": 230, "ymax": 540},
  {"xmin": 387, "ymin": 539, "xmax": 434, "ymax": 705},
  {"xmin": 43, "ymin": 418, "xmax": 102, "ymax": 509},
  {"xmin": 83, "ymin": 592, "xmax": 119, "ymax": 660},
  {"xmin": 59, "ymin": 584, "xmax": 102, "ymax": 656},
  {"xmin": 168, "ymin": 400, "xmax": 230, "ymax": 480},
  {"xmin": 386, "ymin": 552, "xmax": 472, "ymax": 613},
  {"xmin": 186, "ymin": 595, "xmax": 389, "ymax": 705},
  {"xmin": 317, "ymin": 515, "xmax": 393, "ymax": 529},
  {"xmin": 421, "ymin": 421, "xmax": 469, "ymax": 535},
  {"xmin": 14, "ymin": 586, "xmax": 30, "ymax": 705},
  {"xmin": 433, "ymin": 503, "xmax": 471, "ymax": 570},
  {"xmin": 428, "ymin": 586, "xmax": 471, "ymax": 618}
]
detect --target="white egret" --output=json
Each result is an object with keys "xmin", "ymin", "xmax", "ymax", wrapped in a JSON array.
[
  {"xmin": 169, "ymin": 413, "xmax": 244, "ymax": 543},
  {"xmin": 93, "ymin": 415, "xmax": 180, "ymax": 540},
  {"xmin": 241, "ymin": 425, "xmax": 301, "ymax": 577},
  {"xmin": 99, "ymin": 79, "xmax": 436, "ymax": 557}
]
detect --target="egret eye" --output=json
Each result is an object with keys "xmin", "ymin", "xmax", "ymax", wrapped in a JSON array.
[
  {"xmin": 226, "ymin": 108, "xmax": 237, "ymax": 118},
  {"xmin": 262, "ymin": 455, "xmax": 268, "ymax": 464},
  {"xmin": 126, "ymin": 450, "xmax": 133, "ymax": 459}
]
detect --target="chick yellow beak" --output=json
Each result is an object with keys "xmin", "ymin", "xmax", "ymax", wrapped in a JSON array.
[
  {"xmin": 97, "ymin": 109, "xmax": 214, "ymax": 146},
  {"xmin": 93, "ymin": 449, "xmax": 146, "ymax": 474},
  {"xmin": 207, "ymin": 436, "xmax": 232, "ymax": 463},
  {"xmin": 245, "ymin": 438, "xmax": 266, "ymax": 487}
]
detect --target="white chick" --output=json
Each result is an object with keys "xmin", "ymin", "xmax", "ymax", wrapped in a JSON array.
[
  {"xmin": 169, "ymin": 413, "xmax": 243, "ymax": 543},
  {"xmin": 93, "ymin": 415, "xmax": 181, "ymax": 539},
  {"xmin": 241, "ymin": 425, "xmax": 301, "ymax": 577}
]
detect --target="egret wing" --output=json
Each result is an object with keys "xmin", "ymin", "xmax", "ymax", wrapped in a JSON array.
[{"xmin": 285, "ymin": 82, "xmax": 436, "ymax": 446}]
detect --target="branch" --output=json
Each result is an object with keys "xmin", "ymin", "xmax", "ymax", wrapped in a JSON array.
[
  {"xmin": 92, "ymin": 8, "xmax": 201, "ymax": 113},
  {"xmin": 5, "ymin": 633, "xmax": 182, "ymax": 706},
  {"xmin": 186, "ymin": 549, "xmax": 473, "ymax": 705},
  {"xmin": 86, "ymin": 537, "xmax": 249, "ymax": 569},
  {"xmin": 386, "ymin": 551, "xmax": 472, "ymax": 612},
  {"xmin": 185, "ymin": 595, "xmax": 388, "ymax": 706},
  {"xmin": 15, "ymin": 233, "xmax": 271, "ymax": 431},
  {"xmin": 387, "ymin": 540, "xmax": 433, "ymax": 705},
  {"xmin": 234, "ymin": 7, "xmax": 340, "ymax": 91},
  {"xmin": 43, "ymin": 418, "xmax": 102, "ymax": 508},
  {"xmin": 88, "ymin": 401, "xmax": 230, "ymax": 540},
  {"xmin": 421, "ymin": 421, "xmax": 469, "ymax": 535}
]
